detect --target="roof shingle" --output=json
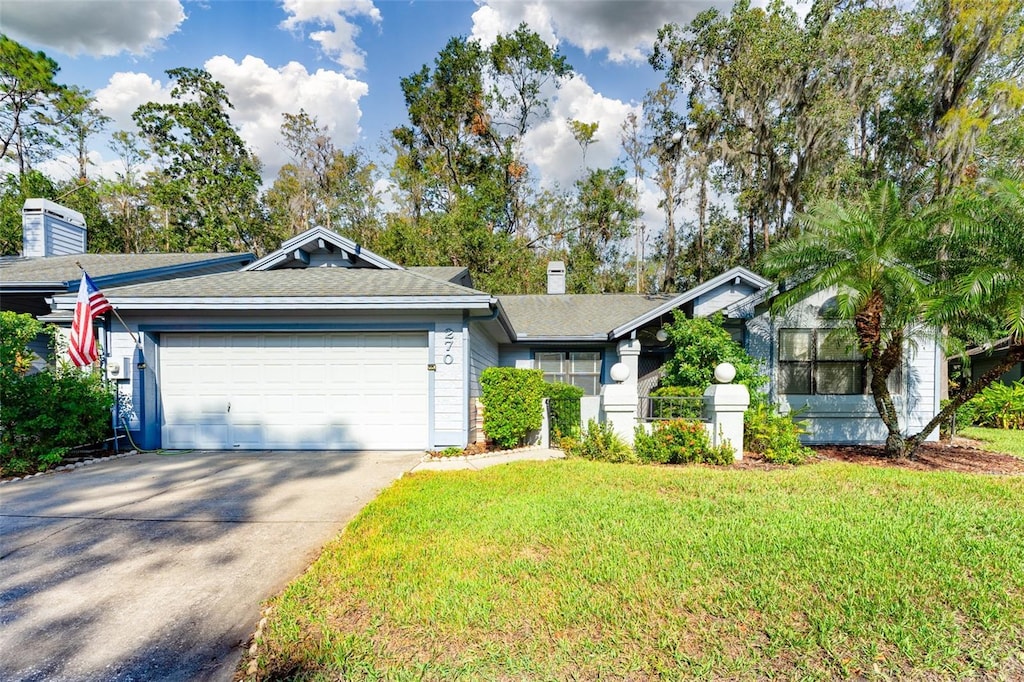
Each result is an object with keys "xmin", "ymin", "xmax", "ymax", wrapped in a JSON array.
[
  {"xmin": 0, "ymin": 253, "xmax": 250, "ymax": 285},
  {"xmin": 100, "ymin": 268, "xmax": 489, "ymax": 299},
  {"xmin": 498, "ymin": 294, "xmax": 673, "ymax": 339}
]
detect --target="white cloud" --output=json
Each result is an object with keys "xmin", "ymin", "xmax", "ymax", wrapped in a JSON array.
[
  {"xmin": 0, "ymin": 0, "xmax": 185, "ymax": 56},
  {"xmin": 521, "ymin": 75, "xmax": 638, "ymax": 188},
  {"xmin": 471, "ymin": 0, "xmax": 731, "ymax": 62},
  {"xmin": 279, "ymin": 0, "xmax": 381, "ymax": 75},
  {"xmin": 95, "ymin": 72, "xmax": 172, "ymax": 133},
  {"xmin": 205, "ymin": 55, "xmax": 368, "ymax": 181},
  {"xmin": 91, "ymin": 57, "xmax": 369, "ymax": 183}
]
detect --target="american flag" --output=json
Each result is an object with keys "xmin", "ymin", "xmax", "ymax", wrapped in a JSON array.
[{"xmin": 68, "ymin": 273, "xmax": 112, "ymax": 367}]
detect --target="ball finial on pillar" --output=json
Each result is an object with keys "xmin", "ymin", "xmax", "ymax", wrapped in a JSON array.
[
  {"xmin": 714, "ymin": 362, "xmax": 736, "ymax": 384},
  {"xmin": 609, "ymin": 362, "xmax": 630, "ymax": 383}
]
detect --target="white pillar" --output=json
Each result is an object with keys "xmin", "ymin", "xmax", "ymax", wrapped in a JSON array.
[
  {"xmin": 703, "ymin": 363, "xmax": 750, "ymax": 461},
  {"xmin": 600, "ymin": 339, "xmax": 642, "ymax": 445},
  {"xmin": 601, "ymin": 382, "xmax": 638, "ymax": 445},
  {"xmin": 615, "ymin": 338, "xmax": 641, "ymax": 389}
]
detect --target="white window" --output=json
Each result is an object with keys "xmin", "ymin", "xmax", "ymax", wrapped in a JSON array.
[{"xmin": 536, "ymin": 351, "xmax": 602, "ymax": 395}]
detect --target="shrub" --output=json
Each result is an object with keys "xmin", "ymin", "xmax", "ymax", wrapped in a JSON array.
[
  {"xmin": 543, "ymin": 381, "xmax": 584, "ymax": 439},
  {"xmin": 1, "ymin": 312, "xmax": 114, "ymax": 475},
  {"xmin": 743, "ymin": 403, "xmax": 814, "ymax": 464},
  {"xmin": 633, "ymin": 419, "xmax": 733, "ymax": 465},
  {"xmin": 659, "ymin": 311, "xmax": 767, "ymax": 395},
  {"xmin": 959, "ymin": 379, "xmax": 1024, "ymax": 430},
  {"xmin": 480, "ymin": 367, "xmax": 545, "ymax": 449},
  {"xmin": 559, "ymin": 419, "xmax": 635, "ymax": 463}
]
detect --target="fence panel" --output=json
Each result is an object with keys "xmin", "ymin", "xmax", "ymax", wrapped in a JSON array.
[
  {"xmin": 547, "ymin": 397, "xmax": 582, "ymax": 441},
  {"xmin": 637, "ymin": 395, "xmax": 705, "ymax": 422}
]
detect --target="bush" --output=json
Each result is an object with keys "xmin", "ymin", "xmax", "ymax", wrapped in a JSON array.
[
  {"xmin": 958, "ymin": 379, "xmax": 1024, "ymax": 430},
  {"xmin": 1, "ymin": 312, "xmax": 114, "ymax": 475},
  {"xmin": 633, "ymin": 419, "xmax": 733, "ymax": 465},
  {"xmin": 659, "ymin": 311, "xmax": 767, "ymax": 395},
  {"xmin": 559, "ymin": 419, "xmax": 635, "ymax": 463},
  {"xmin": 743, "ymin": 403, "xmax": 813, "ymax": 464},
  {"xmin": 543, "ymin": 382, "xmax": 584, "ymax": 439},
  {"xmin": 480, "ymin": 367, "xmax": 545, "ymax": 449}
]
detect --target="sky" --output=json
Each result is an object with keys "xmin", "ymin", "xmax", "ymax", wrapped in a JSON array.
[{"xmin": 2, "ymin": 0, "xmax": 801, "ymax": 225}]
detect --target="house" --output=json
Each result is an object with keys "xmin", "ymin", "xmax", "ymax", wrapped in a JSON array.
[
  {"xmin": 2, "ymin": 199, "xmax": 254, "ymax": 371},
  {"xmin": 41, "ymin": 223, "xmax": 942, "ymax": 451}
]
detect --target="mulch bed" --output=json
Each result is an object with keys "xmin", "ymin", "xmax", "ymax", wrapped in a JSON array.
[{"xmin": 810, "ymin": 438, "xmax": 1024, "ymax": 476}]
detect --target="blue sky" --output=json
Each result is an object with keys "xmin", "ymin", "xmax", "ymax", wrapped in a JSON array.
[{"xmin": 5, "ymin": 0, "xmax": 791, "ymax": 215}]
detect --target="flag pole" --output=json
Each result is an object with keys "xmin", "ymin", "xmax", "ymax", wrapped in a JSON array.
[{"xmin": 75, "ymin": 261, "xmax": 142, "ymax": 347}]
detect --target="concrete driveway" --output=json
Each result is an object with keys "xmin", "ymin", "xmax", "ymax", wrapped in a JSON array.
[{"xmin": 0, "ymin": 449, "xmax": 422, "ymax": 682}]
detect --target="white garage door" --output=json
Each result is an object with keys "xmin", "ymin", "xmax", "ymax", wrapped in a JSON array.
[{"xmin": 160, "ymin": 332, "xmax": 429, "ymax": 450}]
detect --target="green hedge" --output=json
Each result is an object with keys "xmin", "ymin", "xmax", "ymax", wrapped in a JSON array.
[
  {"xmin": 480, "ymin": 367, "xmax": 545, "ymax": 448},
  {"xmin": 1, "ymin": 312, "xmax": 114, "ymax": 475}
]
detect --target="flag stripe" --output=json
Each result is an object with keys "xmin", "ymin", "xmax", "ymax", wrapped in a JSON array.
[{"xmin": 68, "ymin": 273, "xmax": 111, "ymax": 367}]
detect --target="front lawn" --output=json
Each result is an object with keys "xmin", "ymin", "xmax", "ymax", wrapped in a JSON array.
[
  {"xmin": 247, "ymin": 460, "xmax": 1024, "ymax": 680},
  {"xmin": 959, "ymin": 426, "xmax": 1024, "ymax": 459}
]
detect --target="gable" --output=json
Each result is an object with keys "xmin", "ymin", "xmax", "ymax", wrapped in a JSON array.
[{"xmin": 243, "ymin": 227, "xmax": 401, "ymax": 271}]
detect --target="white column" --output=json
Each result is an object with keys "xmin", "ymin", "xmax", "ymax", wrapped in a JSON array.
[
  {"xmin": 600, "ymin": 339, "xmax": 642, "ymax": 445},
  {"xmin": 601, "ymin": 383, "xmax": 638, "ymax": 445},
  {"xmin": 615, "ymin": 338, "xmax": 641, "ymax": 389},
  {"xmin": 703, "ymin": 363, "xmax": 750, "ymax": 461}
]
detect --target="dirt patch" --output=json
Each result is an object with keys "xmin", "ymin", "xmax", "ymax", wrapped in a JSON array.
[{"xmin": 811, "ymin": 439, "xmax": 1024, "ymax": 476}]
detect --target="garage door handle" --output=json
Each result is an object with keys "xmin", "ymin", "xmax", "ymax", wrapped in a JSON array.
[{"xmin": 227, "ymin": 402, "xmax": 231, "ymax": 413}]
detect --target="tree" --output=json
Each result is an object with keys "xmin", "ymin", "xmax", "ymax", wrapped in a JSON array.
[
  {"xmin": 564, "ymin": 166, "xmax": 638, "ymax": 293},
  {"xmin": 51, "ymin": 86, "xmax": 110, "ymax": 181},
  {"xmin": 0, "ymin": 170, "xmax": 55, "ymax": 254},
  {"xmin": 0, "ymin": 36, "xmax": 65, "ymax": 177},
  {"xmin": 94, "ymin": 131, "xmax": 157, "ymax": 253},
  {"xmin": 266, "ymin": 110, "xmax": 381, "ymax": 241},
  {"xmin": 761, "ymin": 179, "xmax": 1024, "ymax": 458},
  {"xmin": 643, "ymin": 83, "xmax": 686, "ymax": 291},
  {"xmin": 132, "ymin": 68, "xmax": 268, "ymax": 253}
]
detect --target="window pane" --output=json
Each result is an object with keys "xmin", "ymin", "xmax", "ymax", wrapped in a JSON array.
[
  {"xmin": 817, "ymin": 331, "xmax": 861, "ymax": 360},
  {"xmin": 569, "ymin": 351, "xmax": 600, "ymax": 374},
  {"xmin": 817, "ymin": 363, "xmax": 863, "ymax": 394},
  {"xmin": 571, "ymin": 374, "xmax": 600, "ymax": 396},
  {"xmin": 535, "ymin": 352, "xmax": 564, "ymax": 374},
  {"xmin": 780, "ymin": 330, "xmax": 812, "ymax": 361},
  {"xmin": 779, "ymin": 363, "xmax": 811, "ymax": 394}
]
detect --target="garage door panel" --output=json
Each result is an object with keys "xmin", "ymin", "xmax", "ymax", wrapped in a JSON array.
[{"xmin": 160, "ymin": 332, "xmax": 429, "ymax": 450}]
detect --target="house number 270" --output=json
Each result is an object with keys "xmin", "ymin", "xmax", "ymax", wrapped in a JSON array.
[{"xmin": 443, "ymin": 328, "xmax": 455, "ymax": 365}]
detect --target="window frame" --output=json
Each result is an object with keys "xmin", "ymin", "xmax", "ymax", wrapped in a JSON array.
[
  {"xmin": 533, "ymin": 349, "xmax": 603, "ymax": 396},
  {"xmin": 778, "ymin": 328, "xmax": 869, "ymax": 396}
]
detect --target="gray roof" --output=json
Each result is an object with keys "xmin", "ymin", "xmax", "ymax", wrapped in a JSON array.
[
  {"xmin": 407, "ymin": 266, "xmax": 469, "ymax": 283},
  {"xmin": 498, "ymin": 294, "xmax": 673, "ymax": 339},
  {"xmin": 0, "ymin": 253, "xmax": 250, "ymax": 286},
  {"xmin": 98, "ymin": 268, "xmax": 490, "ymax": 299}
]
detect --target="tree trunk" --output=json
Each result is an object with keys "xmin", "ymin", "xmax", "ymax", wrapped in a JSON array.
[
  {"xmin": 697, "ymin": 177, "xmax": 707, "ymax": 283},
  {"xmin": 905, "ymin": 344, "xmax": 1024, "ymax": 456}
]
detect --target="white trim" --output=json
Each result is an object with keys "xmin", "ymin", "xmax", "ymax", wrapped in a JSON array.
[
  {"xmin": 609, "ymin": 266, "xmax": 771, "ymax": 338},
  {"xmin": 242, "ymin": 227, "xmax": 402, "ymax": 271},
  {"xmin": 51, "ymin": 295, "xmax": 494, "ymax": 311}
]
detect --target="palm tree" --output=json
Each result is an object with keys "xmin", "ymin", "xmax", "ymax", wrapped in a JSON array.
[
  {"xmin": 924, "ymin": 175, "xmax": 1024, "ymax": 433},
  {"xmin": 763, "ymin": 178, "xmax": 1024, "ymax": 458},
  {"xmin": 761, "ymin": 181, "xmax": 935, "ymax": 457}
]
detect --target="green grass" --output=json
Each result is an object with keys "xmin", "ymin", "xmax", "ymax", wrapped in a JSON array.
[
  {"xmin": 959, "ymin": 426, "xmax": 1024, "ymax": 459},
  {"xmin": 250, "ymin": 460, "xmax": 1024, "ymax": 681}
]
